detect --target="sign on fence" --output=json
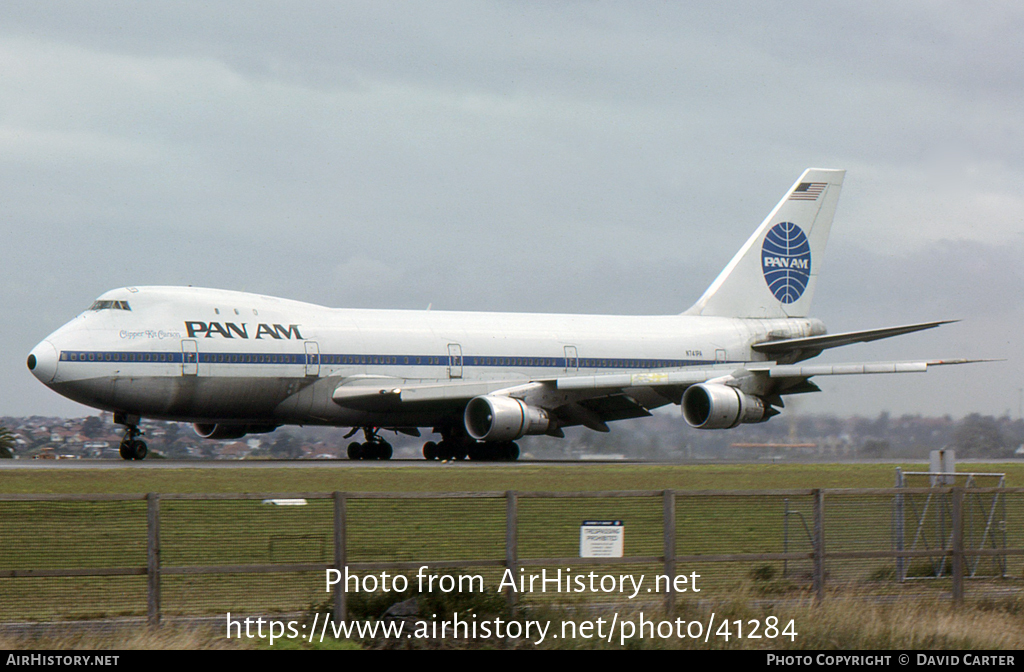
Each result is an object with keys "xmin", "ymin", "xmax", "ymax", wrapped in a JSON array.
[{"xmin": 580, "ymin": 520, "xmax": 624, "ymax": 558}]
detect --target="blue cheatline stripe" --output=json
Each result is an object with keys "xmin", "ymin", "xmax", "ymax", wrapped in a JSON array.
[{"xmin": 58, "ymin": 350, "xmax": 724, "ymax": 369}]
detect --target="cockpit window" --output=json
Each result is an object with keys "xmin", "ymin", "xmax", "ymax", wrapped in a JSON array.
[{"xmin": 88, "ymin": 300, "xmax": 132, "ymax": 311}]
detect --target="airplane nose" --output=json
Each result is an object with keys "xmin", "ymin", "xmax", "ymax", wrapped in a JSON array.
[{"xmin": 27, "ymin": 340, "xmax": 59, "ymax": 384}]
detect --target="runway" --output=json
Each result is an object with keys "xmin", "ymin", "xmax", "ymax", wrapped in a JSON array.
[
  {"xmin": 0, "ymin": 457, "xmax": 645, "ymax": 469},
  {"xmin": 0, "ymin": 457, "xmax": 965, "ymax": 470}
]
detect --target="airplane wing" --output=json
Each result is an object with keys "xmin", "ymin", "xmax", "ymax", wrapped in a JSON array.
[
  {"xmin": 750, "ymin": 320, "xmax": 956, "ymax": 363},
  {"xmin": 331, "ymin": 376, "xmax": 654, "ymax": 434},
  {"xmin": 332, "ymin": 377, "xmax": 528, "ymax": 411},
  {"xmin": 330, "ymin": 358, "xmax": 987, "ymax": 432},
  {"xmin": 555, "ymin": 358, "xmax": 981, "ymax": 391},
  {"xmin": 553, "ymin": 358, "xmax": 986, "ymax": 408},
  {"xmin": 554, "ymin": 358, "xmax": 987, "ymax": 429}
]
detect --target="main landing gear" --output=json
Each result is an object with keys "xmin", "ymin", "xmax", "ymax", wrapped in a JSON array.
[
  {"xmin": 422, "ymin": 435, "xmax": 520, "ymax": 462},
  {"xmin": 346, "ymin": 427, "xmax": 393, "ymax": 461},
  {"xmin": 116, "ymin": 419, "xmax": 148, "ymax": 461}
]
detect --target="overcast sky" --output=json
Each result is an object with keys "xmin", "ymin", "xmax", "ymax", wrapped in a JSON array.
[{"xmin": 2, "ymin": 2, "xmax": 1022, "ymax": 420}]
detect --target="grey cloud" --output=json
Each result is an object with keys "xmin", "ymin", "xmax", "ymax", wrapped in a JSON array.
[{"xmin": 2, "ymin": 2, "xmax": 1022, "ymax": 418}]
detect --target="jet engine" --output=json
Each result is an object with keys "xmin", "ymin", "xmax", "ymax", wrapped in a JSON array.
[
  {"xmin": 681, "ymin": 383, "xmax": 767, "ymax": 429},
  {"xmin": 193, "ymin": 423, "xmax": 279, "ymax": 440},
  {"xmin": 464, "ymin": 395, "xmax": 552, "ymax": 442}
]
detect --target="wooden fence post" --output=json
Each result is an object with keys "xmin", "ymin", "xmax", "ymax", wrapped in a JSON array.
[
  {"xmin": 663, "ymin": 490, "xmax": 676, "ymax": 615},
  {"xmin": 951, "ymin": 487, "xmax": 964, "ymax": 605},
  {"xmin": 506, "ymin": 491, "xmax": 518, "ymax": 612},
  {"xmin": 333, "ymin": 491, "xmax": 347, "ymax": 625},
  {"xmin": 147, "ymin": 492, "xmax": 160, "ymax": 627},
  {"xmin": 812, "ymin": 489, "xmax": 824, "ymax": 603}
]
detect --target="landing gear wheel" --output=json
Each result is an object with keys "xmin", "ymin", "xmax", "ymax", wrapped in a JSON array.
[
  {"xmin": 350, "ymin": 427, "xmax": 392, "ymax": 460},
  {"xmin": 436, "ymin": 440, "xmax": 454, "ymax": 461},
  {"xmin": 132, "ymin": 440, "xmax": 148, "ymax": 460},
  {"xmin": 117, "ymin": 420, "xmax": 145, "ymax": 461},
  {"xmin": 423, "ymin": 441, "xmax": 438, "ymax": 460},
  {"xmin": 492, "ymin": 442, "xmax": 519, "ymax": 461},
  {"xmin": 365, "ymin": 442, "xmax": 381, "ymax": 460}
]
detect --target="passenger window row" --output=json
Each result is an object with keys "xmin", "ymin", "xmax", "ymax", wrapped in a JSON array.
[{"xmin": 59, "ymin": 351, "xmax": 686, "ymax": 368}]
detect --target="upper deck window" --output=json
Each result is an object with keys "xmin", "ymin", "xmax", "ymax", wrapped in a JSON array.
[{"xmin": 88, "ymin": 300, "xmax": 132, "ymax": 311}]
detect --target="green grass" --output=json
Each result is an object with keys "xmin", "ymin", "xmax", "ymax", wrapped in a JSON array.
[
  {"xmin": 1, "ymin": 462, "xmax": 1021, "ymax": 623},
  {"xmin": 3, "ymin": 461, "xmax": 1022, "ymax": 495}
]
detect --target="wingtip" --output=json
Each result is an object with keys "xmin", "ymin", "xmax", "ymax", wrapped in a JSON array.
[{"xmin": 928, "ymin": 358, "xmax": 1002, "ymax": 366}]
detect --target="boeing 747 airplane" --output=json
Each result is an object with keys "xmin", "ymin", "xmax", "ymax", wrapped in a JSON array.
[{"xmin": 27, "ymin": 169, "xmax": 974, "ymax": 460}]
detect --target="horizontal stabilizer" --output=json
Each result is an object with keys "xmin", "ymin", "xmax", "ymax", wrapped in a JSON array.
[{"xmin": 752, "ymin": 320, "xmax": 957, "ymax": 363}]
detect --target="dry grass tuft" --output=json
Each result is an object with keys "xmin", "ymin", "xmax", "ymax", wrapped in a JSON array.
[
  {"xmin": 532, "ymin": 586, "xmax": 1024, "ymax": 649},
  {"xmin": 0, "ymin": 625, "xmax": 256, "ymax": 650},
  {"xmin": 2, "ymin": 590, "xmax": 1022, "ymax": 650}
]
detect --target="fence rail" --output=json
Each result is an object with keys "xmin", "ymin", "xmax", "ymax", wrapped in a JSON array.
[{"xmin": 1, "ymin": 487, "xmax": 1022, "ymax": 625}]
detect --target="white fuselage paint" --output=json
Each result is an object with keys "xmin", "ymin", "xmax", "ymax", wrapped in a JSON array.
[{"xmin": 29, "ymin": 286, "xmax": 822, "ymax": 428}]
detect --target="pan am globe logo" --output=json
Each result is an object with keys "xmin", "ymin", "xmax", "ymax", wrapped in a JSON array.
[{"xmin": 761, "ymin": 222, "xmax": 811, "ymax": 304}]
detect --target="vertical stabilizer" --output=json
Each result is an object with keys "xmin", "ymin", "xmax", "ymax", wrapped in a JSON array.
[{"xmin": 684, "ymin": 168, "xmax": 845, "ymax": 318}]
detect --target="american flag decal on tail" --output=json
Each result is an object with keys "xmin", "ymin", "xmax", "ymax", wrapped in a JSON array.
[{"xmin": 788, "ymin": 182, "xmax": 827, "ymax": 201}]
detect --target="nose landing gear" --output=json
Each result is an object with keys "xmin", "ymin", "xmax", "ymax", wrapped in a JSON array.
[
  {"xmin": 117, "ymin": 422, "xmax": 148, "ymax": 458},
  {"xmin": 115, "ymin": 415, "xmax": 148, "ymax": 461}
]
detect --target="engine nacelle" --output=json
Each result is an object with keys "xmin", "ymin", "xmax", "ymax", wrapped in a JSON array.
[
  {"xmin": 682, "ymin": 384, "xmax": 767, "ymax": 429},
  {"xmin": 464, "ymin": 395, "xmax": 552, "ymax": 442},
  {"xmin": 193, "ymin": 423, "xmax": 279, "ymax": 440}
]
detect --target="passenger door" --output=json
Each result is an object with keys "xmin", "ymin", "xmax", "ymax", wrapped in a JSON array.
[
  {"xmin": 305, "ymin": 341, "xmax": 321, "ymax": 377},
  {"xmin": 564, "ymin": 345, "xmax": 579, "ymax": 372},
  {"xmin": 448, "ymin": 343, "xmax": 463, "ymax": 379},
  {"xmin": 182, "ymin": 340, "xmax": 198, "ymax": 376}
]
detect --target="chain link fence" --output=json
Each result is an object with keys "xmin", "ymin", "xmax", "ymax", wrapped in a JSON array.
[{"xmin": 1, "ymin": 488, "xmax": 1022, "ymax": 624}]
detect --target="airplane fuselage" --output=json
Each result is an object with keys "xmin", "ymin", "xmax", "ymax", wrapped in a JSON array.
[{"xmin": 29, "ymin": 286, "xmax": 822, "ymax": 428}]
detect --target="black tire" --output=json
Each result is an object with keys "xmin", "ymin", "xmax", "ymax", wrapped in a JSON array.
[
  {"xmin": 347, "ymin": 442, "xmax": 363, "ymax": 460},
  {"xmin": 119, "ymin": 441, "xmax": 133, "ymax": 461},
  {"xmin": 436, "ymin": 441, "xmax": 454, "ymax": 461},
  {"xmin": 422, "ymin": 441, "xmax": 437, "ymax": 460},
  {"xmin": 499, "ymin": 442, "xmax": 519, "ymax": 461},
  {"xmin": 132, "ymin": 440, "xmax": 148, "ymax": 460},
  {"xmin": 379, "ymin": 442, "xmax": 393, "ymax": 460}
]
